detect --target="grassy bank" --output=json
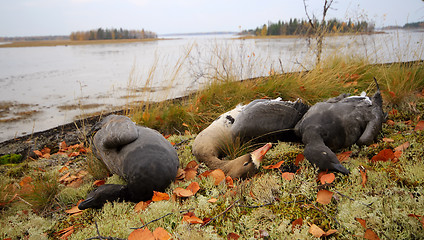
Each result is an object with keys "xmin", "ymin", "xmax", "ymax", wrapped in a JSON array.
[
  {"xmin": 1, "ymin": 55, "xmax": 424, "ymax": 239},
  {"xmin": 0, "ymin": 38, "xmax": 162, "ymax": 48}
]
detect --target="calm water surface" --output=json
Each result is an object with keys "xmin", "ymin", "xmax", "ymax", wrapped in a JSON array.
[{"xmin": 0, "ymin": 30, "xmax": 423, "ymax": 142}]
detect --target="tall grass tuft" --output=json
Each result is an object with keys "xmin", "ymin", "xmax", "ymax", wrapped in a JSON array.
[{"xmin": 128, "ymin": 43, "xmax": 424, "ymax": 136}]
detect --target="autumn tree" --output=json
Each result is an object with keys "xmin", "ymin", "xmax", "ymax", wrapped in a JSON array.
[{"xmin": 303, "ymin": 0, "xmax": 334, "ymax": 64}]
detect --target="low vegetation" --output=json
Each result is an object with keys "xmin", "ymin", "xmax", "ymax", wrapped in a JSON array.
[{"xmin": 1, "ymin": 52, "xmax": 423, "ymax": 239}]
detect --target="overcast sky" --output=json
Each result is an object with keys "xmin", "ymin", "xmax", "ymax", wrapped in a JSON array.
[{"xmin": 1, "ymin": 0, "xmax": 423, "ymax": 37}]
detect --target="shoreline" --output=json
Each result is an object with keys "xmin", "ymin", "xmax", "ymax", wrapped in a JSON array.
[
  {"xmin": 0, "ymin": 31, "xmax": 387, "ymax": 48},
  {"xmin": 0, "ymin": 38, "xmax": 168, "ymax": 48},
  {"xmin": 237, "ymin": 31, "xmax": 386, "ymax": 40}
]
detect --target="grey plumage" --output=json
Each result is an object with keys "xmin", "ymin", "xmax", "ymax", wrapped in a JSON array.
[
  {"xmin": 79, "ymin": 115, "xmax": 179, "ymax": 209},
  {"xmin": 295, "ymin": 78, "xmax": 385, "ymax": 174}
]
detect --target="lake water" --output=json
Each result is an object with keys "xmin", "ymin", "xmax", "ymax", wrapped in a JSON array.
[{"xmin": 0, "ymin": 30, "xmax": 423, "ymax": 142}]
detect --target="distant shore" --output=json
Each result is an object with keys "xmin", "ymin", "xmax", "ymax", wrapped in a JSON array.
[
  {"xmin": 238, "ymin": 31, "xmax": 386, "ymax": 40},
  {"xmin": 0, "ymin": 38, "xmax": 164, "ymax": 48}
]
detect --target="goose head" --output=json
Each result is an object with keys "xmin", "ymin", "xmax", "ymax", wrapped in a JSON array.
[
  {"xmin": 304, "ymin": 143, "xmax": 350, "ymax": 175},
  {"xmin": 78, "ymin": 184, "xmax": 128, "ymax": 210},
  {"xmin": 220, "ymin": 142, "xmax": 272, "ymax": 178}
]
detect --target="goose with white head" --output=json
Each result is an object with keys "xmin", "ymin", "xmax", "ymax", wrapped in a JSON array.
[{"xmin": 192, "ymin": 98, "xmax": 309, "ymax": 178}]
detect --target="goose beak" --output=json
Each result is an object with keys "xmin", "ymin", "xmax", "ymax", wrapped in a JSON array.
[{"xmin": 251, "ymin": 142, "xmax": 272, "ymax": 168}]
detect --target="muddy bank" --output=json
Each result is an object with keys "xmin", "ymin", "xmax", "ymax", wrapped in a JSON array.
[{"xmin": 0, "ymin": 110, "xmax": 127, "ymax": 160}]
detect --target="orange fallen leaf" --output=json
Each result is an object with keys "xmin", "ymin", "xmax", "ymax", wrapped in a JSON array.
[
  {"xmin": 175, "ymin": 168, "xmax": 185, "ymax": 181},
  {"xmin": 128, "ymin": 228, "xmax": 154, "ymax": 240},
  {"xmin": 281, "ymin": 172, "xmax": 295, "ymax": 181},
  {"xmin": 209, "ymin": 169, "xmax": 226, "ymax": 185},
  {"xmin": 134, "ymin": 200, "xmax": 151, "ymax": 213},
  {"xmin": 184, "ymin": 168, "xmax": 197, "ymax": 181},
  {"xmin": 404, "ymin": 120, "xmax": 413, "ymax": 125},
  {"xmin": 182, "ymin": 212, "xmax": 204, "ymax": 224},
  {"xmin": 185, "ymin": 160, "xmax": 199, "ymax": 170},
  {"xmin": 58, "ymin": 172, "xmax": 70, "ymax": 183},
  {"xmin": 93, "ymin": 179, "xmax": 106, "ymax": 186},
  {"xmin": 152, "ymin": 191, "xmax": 170, "ymax": 201},
  {"xmin": 33, "ymin": 150, "xmax": 43, "ymax": 157},
  {"xmin": 59, "ymin": 141, "xmax": 68, "ymax": 151},
  {"xmin": 226, "ymin": 176, "xmax": 234, "ymax": 188},
  {"xmin": 294, "ymin": 153, "xmax": 304, "ymax": 166},
  {"xmin": 174, "ymin": 187, "xmax": 195, "ymax": 197},
  {"xmin": 57, "ymin": 225, "xmax": 74, "ymax": 240},
  {"xmin": 388, "ymin": 91, "xmax": 396, "ymax": 98},
  {"xmin": 393, "ymin": 150, "xmax": 402, "ymax": 158},
  {"xmin": 370, "ymin": 149, "xmax": 395, "ymax": 162},
  {"xmin": 152, "ymin": 227, "xmax": 172, "ymax": 240},
  {"xmin": 67, "ymin": 178, "xmax": 84, "ymax": 188},
  {"xmin": 208, "ymin": 198, "xmax": 218, "ymax": 203},
  {"xmin": 186, "ymin": 181, "xmax": 200, "ymax": 195},
  {"xmin": 324, "ymin": 229, "xmax": 338, "ymax": 237},
  {"xmin": 292, "ymin": 217, "xmax": 303, "ymax": 232},
  {"xmin": 394, "ymin": 141, "xmax": 410, "ymax": 152},
  {"xmin": 19, "ymin": 176, "xmax": 32, "ymax": 186},
  {"xmin": 355, "ymin": 217, "xmax": 367, "ymax": 228},
  {"xmin": 58, "ymin": 166, "xmax": 69, "ymax": 173},
  {"xmin": 308, "ymin": 224, "xmax": 326, "ymax": 237},
  {"xmin": 227, "ymin": 232, "xmax": 240, "ymax": 240},
  {"xmin": 41, "ymin": 147, "xmax": 51, "ymax": 155},
  {"xmin": 414, "ymin": 121, "xmax": 424, "ymax": 131},
  {"xmin": 262, "ymin": 160, "xmax": 284, "ymax": 169},
  {"xmin": 68, "ymin": 152, "xmax": 80, "ymax": 158},
  {"xmin": 337, "ymin": 151, "xmax": 352, "ymax": 162},
  {"xmin": 308, "ymin": 224, "xmax": 337, "ymax": 237},
  {"xmin": 386, "ymin": 119, "xmax": 395, "ymax": 126},
  {"xmin": 364, "ymin": 228, "xmax": 380, "ymax": 240},
  {"xmin": 319, "ymin": 173, "xmax": 335, "ymax": 184},
  {"xmin": 316, "ymin": 170, "xmax": 328, "ymax": 182},
  {"xmin": 359, "ymin": 166, "xmax": 367, "ymax": 187},
  {"xmin": 382, "ymin": 137, "xmax": 394, "ymax": 142},
  {"xmin": 316, "ymin": 189, "xmax": 333, "ymax": 205},
  {"xmin": 389, "ymin": 108, "xmax": 398, "ymax": 116}
]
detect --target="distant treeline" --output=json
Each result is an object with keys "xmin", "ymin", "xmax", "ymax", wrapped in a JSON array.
[
  {"xmin": 70, "ymin": 28, "xmax": 157, "ymax": 41},
  {"xmin": 403, "ymin": 21, "xmax": 424, "ymax": 29},
  {"xmin": 381, "ymin": 21, "xmax": 424, "ymax": 30},
  {"xmin": 244, "ymin": 18, "xmax": 374, "ymax": 36}
]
